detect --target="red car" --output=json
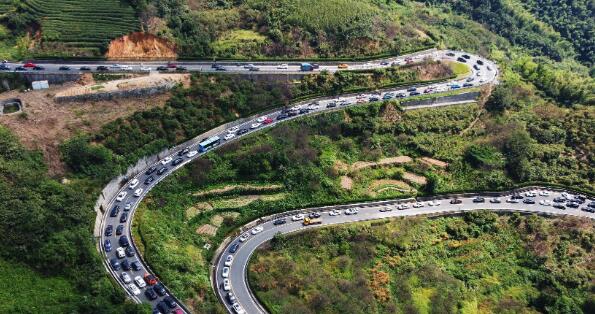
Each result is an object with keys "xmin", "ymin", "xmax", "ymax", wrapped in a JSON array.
[
  {"xmin": 172, "ymin": 309, "xmax": 183, "ymax": 314},
  {"xmin": 263, "ymin": 117, "xmax": 273, "ymax": 125},
  {"xmin": 144, "ymin": 273, "xmax": 158, "ymax": 286},
  {"xmin": 23, "ymin": 62, "xmax": 36, "ymax": 68},
  {"xmin": 167, "ymin": 62, "xmax": 177, "ymax": 68}
]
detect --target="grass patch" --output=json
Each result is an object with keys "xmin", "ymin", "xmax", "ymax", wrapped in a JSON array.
[{"xmin": 447, "ymin": 61, "xmax": 471, "ymax": 78}]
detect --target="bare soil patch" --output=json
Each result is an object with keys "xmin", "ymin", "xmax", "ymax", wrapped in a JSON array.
[
  {"xmin": 196, "ymin": 224, "xmax": 218, "ymax": 237},
  {"xmin": 106, "ymin": 32, "xmax": 177, "ymax": 60},
  {"xmin": 0, "ymin": 85, "xmax": 170, "ymax": 175},
  {"xmin": 368, "ymin": 180, "xmax": 414, "ymax": 196},
  {"xmin": 402, "ymin": 172, "xmax": 427, "ymax": 185},
  {"xmin": 419, "ymin": 157, "xmax": 448, "ymax": 168},
  {"xmin": 414, "ymin": 61, "xmax": 453, "ymax": 81},
  {"xmin": 193, "ymin": 183, "xmax": 283, "ymax": 197},
  {"xmin": 351, "ymin": 156, "xmax": 412, "ymax": 172},
  {"xmin": 340, "ymin": 176, "xmax": 353, "ymax": 190}
]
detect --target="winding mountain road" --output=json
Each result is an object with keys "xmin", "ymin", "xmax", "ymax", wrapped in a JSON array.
[{"xmin": 90, "ymin": 50, "xmax": 592, "ymax": 314}]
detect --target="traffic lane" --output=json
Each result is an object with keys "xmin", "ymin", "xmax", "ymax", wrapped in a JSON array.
[{"xmin": 220, "ymin": 191, "xmax": 594, "ymax": 314}]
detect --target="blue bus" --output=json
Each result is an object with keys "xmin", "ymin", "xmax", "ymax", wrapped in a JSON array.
[{"xmin": 198, "ymin": 136, "xmax": 221, "ymax": 152}]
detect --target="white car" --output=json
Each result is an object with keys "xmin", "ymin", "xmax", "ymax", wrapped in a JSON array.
[
  {"xmin": 413, "ymin": 202, "xmax": 424, "ymax": 208},
  {"xmin": 160, "ymin": 156, "xmax": 172, "ymax": 165},
  {"xmin": 224, "ymin": 133, "xmax": 235, "ymax": 141},
  {"xmin": 506, "ymin": 198, "xmax": 520, "ymax": 203},
  {"xmin": 134, "ymin": 276, "xmax": 146, "ymax": 288},
  {"xmin": 428, "ymin": 200, "xmax": 441, "ymax": 206},
  {"xmin": 561, "ymin": 192, "xmax": 571, "ymax": 199},
  {"xmin": 186, "ymin": 150, "xmax": 198, "ymax": 158},
  {"xmin": 224, "ymin": 255, "xmax": 234, "ymax": 267},
  {"xmin": 121, "ymin": 272, "xmax": 132, "ymax": 284},
  {"xmin": 116, "ymin": 247, "xmax": 126, "ymax": 259},
  {"xmin": 250, "ymin": 122, "xmax": 261, "ymax": 129},
  {"xmin": 133, "ymin": 188, "xmax": 143, "ymax": 197},
  {"xmin": 400, "ymin": 204, "xmax": 411, "ymax": 209},
  {"xmin": 539, "ymin": 200, "xmax": 552, "ymax": 206},
  {"xmin": 292, "ymin": 214, "xmax": 305, "ymax": 221},
  {"xmin": 244, "ymin": 63, "xmax": 255, "ymax": 69},
  {"xmin": 344, "ymin": 208, "xmax": 359, "ymax": 215},
  {"xmin": 222, "ymin": 266, "xmax": 230, "ymax": 278},
  {"xmin": 277, "ymin": 64, "xmax": 288, "ymax": 69},
  {"xmin": 251, "ymin": 226, "xmax": 264, "ymax": 235},
  {"xmin": 328, "ymin": 210, "xmax": 340, "ymax": 216},
  {"xmin": 227, "ymin": 126, "xmax": 239, "ymax": 133},
  {"xmin": 538, "ymin": 191, "xmax": 550, "ymax": 196},
  {"xmin": 139, "ymin": 64, "xmax": 151, "ymax": 72},
  {"xmin": 124, "ymin": 202, "xmax": 132, "ymax": 210},
  {"xmin": 239, "ymin": 233, "xmax": 250, "ymax": 242},
  {"xmin": 232, "ymin": 303, "xmax": 246, "ymax": 314},
  {"xmin": 128, "ymin": 178, "xmax": 139, "ymax": 189},
  {"xmin": 379, "ymin": 207, "xmax": 392, "ymax": 212},
  {"xmin": 116, "ymin": 191, "xmax": 127, "ymax": 202},
  {"xmin": 525, "ymin": 191, "xmax": 537, "ymax": 197},
  {"xmin": 256, "ymin": 116, "xmax": 267, "ymax": 123},
  {"xmin": 222, "ymin": 278, "xmax": 231, "ymax": 291},
  {"xmin": 128, "ymin": 283, "xmax": 141, "ymax": 296}
]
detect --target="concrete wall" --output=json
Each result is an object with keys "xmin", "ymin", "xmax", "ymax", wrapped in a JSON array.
[
  {"xmin": 402, "ymin": 91, "xmax": 480, "ymax": 107},
  {"xmin": 22, "ymin": 73, "xmax": 81, "ymax": 84},
  {"xmin": 55, "ymin": 83, "xmax": 176, "ymax": 103}
]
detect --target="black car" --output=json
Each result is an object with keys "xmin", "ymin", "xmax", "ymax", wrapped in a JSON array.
[
  {"xmin": 110, "ymin": 258, "xmax": 121, "ymax": 271},
  {"xmin": 410, "ymin": 91, "xmax": 420, "ymax": 96},
  {"xmin": 145, "ymin": 166, "xmax": 157, "ymax": 175},
  {"xmin": 33, "ymin": 65, "xmax": 45, "ymax": 71},
  {"xmin": 172, "ymin": 157, "xmax": 183, "ymax": 166},
  {"xmin": 229, "ymin": 243, "xmax": 240, "ymax": 253},
  {"xmin": 110, "ymin": 206, "xmax": 120, "ymax": 217},
  {"xmin": 512, "ymin": 194, "xmax": 524, "ymax": 200},
  {"xmin": 156, "ymin": 66, "xmax": 168, "ymax": 71},
  {"xmin": 308, "ymin": 212, "xmax": 321, "ymax": 218},
  {"xmin": 299, "ymin": 108, "xmax": 310, "ymax": 114},
  {"xmin": 588, "ymin": 201, "xmax": 595, "ymax": 208},
  {"xmin": 130, "ymin": 260, "xmax": 142, "ymax": 271},
  {"xmin": 15, "ymin": 66, "xmax": 26, "ymax": 71},
  {"xmin": 462, "ymin": 54, "xmax": 471, "ymax": 59},
  {"xmin": 566, "ymin": 202, "xmax": 579, "ymax": 208},
  {"xmin": 446, "ymin": 52, "xmax": 455, "ymax": 57},
  {"xmin": 571, "ymin": 197, "xmax": 585, "ymax": 204},
  {"xmin": 105, "ymin": 225, "xmax": 113, "ymax": 236},
  {"xmin": 121, "ymin": 259, "xmax": 131, "ymax": 271},
  {"xmin": 96, "ymin": 66, "xmax": 109, "ymax": 71},
  {"xmin": 273, "ymin": 218, "xmax": 287, "ymax": 225},
  {"xmin": 154, "ymin": 283, "xmax": 167, "ymax": 296},
  {"xmin": 119, "ymin": 235, "xmax": 129, "ymax": 247},
  {"xmin": 156, "ymin": 301, "xmax": 169, "ymax": 314},
  {"xmin": 0, "ymin": 64, "xmax": 9, "ymax": 71},
  {"xmin": 226, "ymin": 292, "xmax": 237, "ymax": 304},
  {"xmin": 157, "ymin": 167, "xmax": 167, "ymax": 175},
  {"xmin": 120, "ymin": 212, "xmax": 128, "ymax": 223},
  {"xmin": 450, "ymin": 199, "xmax": 462, "ymax": 204},
  {"xmin": 79, "ymin": 66, "xmax": 91, "ymax": 71},
  {"xmin": 144, "ymin": 287, "xmax": 158, "ymax": 300},
  {"xmin": 463, "ymin": 83, "xmax": 473, "ymax": 87},
  {"xmin": 215, "ymin": 66, "xmax": 226, "ymax": 71},
  {"xmin": 176, "ymin": 66, "xmax": 187, "ymax": 72},
  {"xmin": 553, "ymin": 197, "xmax": 566, "ymax": 203},
  {"xmin": 476, "ymin": 60, "xmax": 484, "ymax": 65},
  {"xmin": 312, "ymin": 63, "xmax": 320, "ymax": 69},
  {"xmin": 178, "ymin": 148, "xmax": 190, "ymax": 156},
  {"xmin": 473, "ymin": 64, "xmax": 480, "ymax": 71},
  {"xmin": 553, "ymin": 204, "xmax": 566, "ymax": 210},
  {"xmin": 164, "ymin": 296, "xmax": 177, "ymax": 308},
  {"xmin": 457, "ymin": 57, "xmax": 467, "ymax": 63},
  {"xmin": 276, "ymin": 113, "xmax": 288, "ymax": 120},
  {"xmin": 237, "ymin": 128, "xmax": 249, "ymax": 135},
  {"xmin": 406, "ymin": 87, "xmax": 417, "ymax": 92},
  {"xmin": 125, "ymin": 246, "xmax": 136, "ymax": 257},
  {"xmin": 523, "ymin": 198, "xmax": 535, "ymax": 204},
  {"xmin": 116, "ymin": 224, "xmax": 124, "ymax": 236},
  {"xmin": 59, "ymin": 66, "xmax": 71, "ymax": 71},
  {"xmin": 369, "ymin": 97, "xmax": 380, "ymax": 102},
  {"xmin": 326, "ymin": 102, "xmax": 337, "ymax": 108},
  {"xmin": 473, "ymin": 197, "xmax": 485, "ymax": 203},
  {"xmin": 144, "ymin": 176, "xmax": 154, "ymax": 185}
]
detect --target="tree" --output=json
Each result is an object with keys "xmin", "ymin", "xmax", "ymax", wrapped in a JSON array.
[{"xmin": 485, "ymin": 83, "xmax": 516, "ymax": 113}]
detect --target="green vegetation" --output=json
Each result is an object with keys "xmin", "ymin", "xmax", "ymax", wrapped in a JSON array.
[
  {"xmin": 250, "ymin": 213, "xmax": 595, "ymax": 313},
  {"xmin": 0, "ymin": 0, "xmax": 138, "ymax": 57},
  {"xmin": 0, "ymin": 126, "xmax": 148, "ymax": 313}
]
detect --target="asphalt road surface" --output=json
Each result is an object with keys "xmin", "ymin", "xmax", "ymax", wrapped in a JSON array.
[{"xmin": 96, "ymin": 50, "xmax": 509, "ymax": 314}]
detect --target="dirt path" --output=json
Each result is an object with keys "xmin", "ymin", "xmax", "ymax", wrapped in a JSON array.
[
  {"xmin": 419, "ymin": 157, "xmax": 448, "ymax": 168},
  {"xmin": 350, "ymin": 156, "xmax": 412, "ymax": 172}
]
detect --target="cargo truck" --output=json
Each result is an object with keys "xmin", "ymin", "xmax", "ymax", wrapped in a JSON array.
[{"xmin": 303, "ymin": 217, "xmax": 322, "ymax": 226}]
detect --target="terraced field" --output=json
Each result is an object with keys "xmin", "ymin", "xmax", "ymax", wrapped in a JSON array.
[{"xmin": 1, "ymin": 0, "xmax": 139, "ymax": 56}]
